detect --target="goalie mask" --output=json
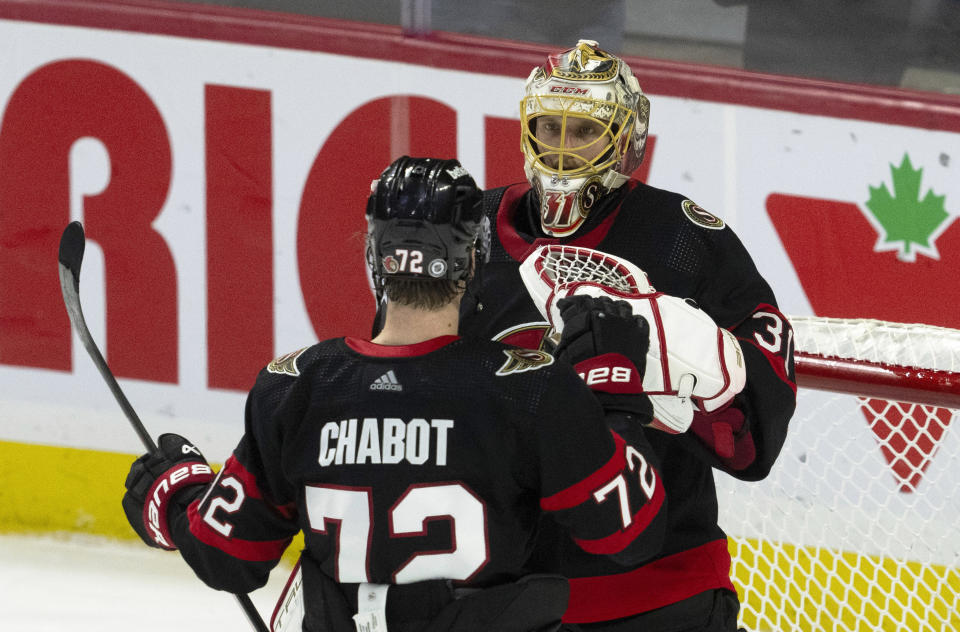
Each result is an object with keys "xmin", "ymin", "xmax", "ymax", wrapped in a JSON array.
[
  {"xmin": 521, "ymin": 39, "xmax": 650, "ymax": 237},
  {"xmin": 366, "ymin": 156, "xmax": 488, "ymax": 301}
]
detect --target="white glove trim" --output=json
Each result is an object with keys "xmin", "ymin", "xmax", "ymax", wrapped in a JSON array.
[
  {"xmin": 546, "ymin": 281, "xmax": 746, "ymax": 412},
  {"xmin": 519, "ymin": 245, "xmax": 747, "ymax": 428}
]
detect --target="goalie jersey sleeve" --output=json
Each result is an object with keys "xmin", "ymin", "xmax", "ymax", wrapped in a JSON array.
[{"xmin": 166, "ymin": 337, "xmax": 665, "ymax": 594}]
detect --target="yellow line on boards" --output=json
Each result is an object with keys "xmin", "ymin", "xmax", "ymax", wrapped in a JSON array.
[
  {"xmin": 0, "ymin": 440, "xmax": 137, "ymax": 537},
  {"xmin": 2, "ymin": 439, "xmax": 955, "ymax": 629},
  {"xmin": 0, "ymin": 440, "xmax": 302, "ymax": 565}
]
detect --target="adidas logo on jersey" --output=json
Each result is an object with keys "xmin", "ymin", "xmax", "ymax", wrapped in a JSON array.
[{"xmin": 370, "ymin": 370, "xmax": 403, "ymax": 392}]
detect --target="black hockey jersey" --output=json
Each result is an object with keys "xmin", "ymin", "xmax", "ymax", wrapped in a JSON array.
[
  {"xmin": 459, "ymin": 181, "xmax": 797, "ymax": 624},
  {"xmin": 168, "ymin": 335, "xmax": 667, "ymax": 625}
]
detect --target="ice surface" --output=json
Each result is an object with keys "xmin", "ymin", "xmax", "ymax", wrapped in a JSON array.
[{"xmin": 0, "ymin": 533, "xmax": 287, "ymax": 631}]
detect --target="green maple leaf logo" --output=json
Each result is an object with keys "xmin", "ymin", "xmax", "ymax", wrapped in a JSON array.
[{"xmin": 865, "ymin": 153, "xmax": 950, "ymax": 261}]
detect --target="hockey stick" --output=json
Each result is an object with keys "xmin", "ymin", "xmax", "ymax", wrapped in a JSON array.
[{"xmin": 57, "ymin": 221, "xmax": 270, "ymax": 632}]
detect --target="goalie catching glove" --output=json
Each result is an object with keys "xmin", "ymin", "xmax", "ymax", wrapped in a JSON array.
[
  {"xmin": 520, "ymin": 245, "xmax": 747, "ymax": 434},
  {"xmin": 554, "ymin": 294, "xmax": 654, "ymax": 426},
  {"xmin": 122, "ymin": 433, "xmax": 215, "ymax": 551}
]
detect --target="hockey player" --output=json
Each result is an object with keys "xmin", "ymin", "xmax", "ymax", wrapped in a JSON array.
[
  {"xmin": 459, "ymin": 41, "xmax": 797, "ymax": 631},
  {"xmin": 122, "ymin": 156, "xmax": 669, "ymax": 631}
]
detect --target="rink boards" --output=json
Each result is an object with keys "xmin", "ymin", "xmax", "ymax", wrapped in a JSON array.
[{"xmin": 1, "ymin": 4, "xmax": 959, "ymax": 628}]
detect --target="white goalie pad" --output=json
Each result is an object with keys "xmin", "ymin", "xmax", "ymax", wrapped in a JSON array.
[
  {"xmin": 519, "ymin": 245, "xmax": 747, "ymax": 432},
  {"xmin": 271, "ymin": 563, "xmax": 304, "ymax": 632},
  {"xmin": 271, "ymin": 564, "xmax": 389, "ymax": 632}
]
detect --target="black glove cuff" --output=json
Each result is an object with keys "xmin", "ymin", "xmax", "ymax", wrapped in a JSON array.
[{"xmin": 596, "ymin": 392, "xmax": 654, "ymax": 426}]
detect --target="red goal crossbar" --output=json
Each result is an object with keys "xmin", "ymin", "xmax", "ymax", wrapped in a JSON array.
[
  {"xmin": 795, "ymin": 353, "xmax": 960, "ymax": 408},
  {"xmin": 791, "ymin": 315, "xmax": 960, "ymax": 407}
]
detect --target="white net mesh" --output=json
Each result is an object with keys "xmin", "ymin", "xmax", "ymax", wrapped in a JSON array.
[
  {"xmin": 525, "ymin": 247, "xmax": 960, "ymax": 630},
  {"xmin": 790, "ymin": 315, "xmax": 960, "ymax": 372},
  {"xmin": 719, "ymin": 316, "xmax": 960, "ymax": 632}
]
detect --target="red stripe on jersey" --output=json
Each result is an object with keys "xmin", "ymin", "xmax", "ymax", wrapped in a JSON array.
[
  {"xmin": 540, "ymin": 432, "xmax": 626, "ymax": 511},
  {"xmin": 219, "ymin": 456, "xmax": 297, "ymax": 520},
  {"xmin": 344, "ymin": 335, "xmax": 459, "ymax": 357},
  {"xmin": 222, "ymin": 455, "xmax": 263, "ymax": 500},
  {"xmin": 186, "ymin": 501, "xmax": 291, "ymax": 562},
  {"xmin": 495, "ymin": 185, "xmax": 537, "ymax": 260},
  {"xmin": 572, "ymin": 473, "xmax": 665, "ymax": 554},
  {"xmin": 562, "ymin": 539, "xmax": 736, "ymax": 623}
]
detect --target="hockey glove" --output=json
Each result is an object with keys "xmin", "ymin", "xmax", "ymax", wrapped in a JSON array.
[
  {"xmin": 554, "ymin": 294, "xmax": 654, "ymax": 425},
  {"xmin": 122, "ymin": 433, "xmax": 215, "ymax": 550},
  {"xmin": 520, "ymin": 246, "xmax": 746, "ymax": 434}
]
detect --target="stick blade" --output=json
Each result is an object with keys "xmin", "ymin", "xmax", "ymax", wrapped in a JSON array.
[
  {"xmin": 58, "ymin": 221, "xmax": 86, "ymax": 277},
  {"xmin": 58, "ymin": 221, "xmax": 87, "ymax": 341}
]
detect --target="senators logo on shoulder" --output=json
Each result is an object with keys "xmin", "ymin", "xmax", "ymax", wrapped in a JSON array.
[
  {"xmin": 495, "ymin": 348, "xmax": 554, "ymax": 376},
  {"xmin": 267, "ymin": 348, "xmax": 308, "ymax": 377}
]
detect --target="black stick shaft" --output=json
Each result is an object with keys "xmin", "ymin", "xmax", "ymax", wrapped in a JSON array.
[
  {"xmin": 61, "ymin": 286, "xmax": 157, "ymax": 451},
  {"xmin": 57, "ymin": 222, "xmax": 270, "ymax": 632}
]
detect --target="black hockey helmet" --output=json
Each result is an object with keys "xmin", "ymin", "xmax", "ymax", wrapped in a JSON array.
[{"xmin": 366, "ymin": 156, "xmax": 488, "ymax": 292}]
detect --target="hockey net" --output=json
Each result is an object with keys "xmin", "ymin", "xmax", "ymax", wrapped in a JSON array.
[
  {"xmin": 717, "ymin": 316, "xmax": 960, "ymax": 632},
  {"xmin": 518, "ymin": 246, "xmax": 959, "ymax": 630}
]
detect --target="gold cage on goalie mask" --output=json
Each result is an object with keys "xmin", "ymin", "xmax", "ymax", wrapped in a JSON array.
[{"xmin": 520, "ymin": 94, "xmax": 641, "ymax": 179}]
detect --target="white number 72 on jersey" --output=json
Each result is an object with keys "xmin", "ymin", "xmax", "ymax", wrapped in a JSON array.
[{"xmin": 305, "ymin": 482, "xmax": 489, "ymax": 583}]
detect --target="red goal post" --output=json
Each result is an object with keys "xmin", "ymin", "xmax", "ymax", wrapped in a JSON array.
[{"xmin": 720, "ymin": 316, "xmax": 960, "ymax": 632}]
